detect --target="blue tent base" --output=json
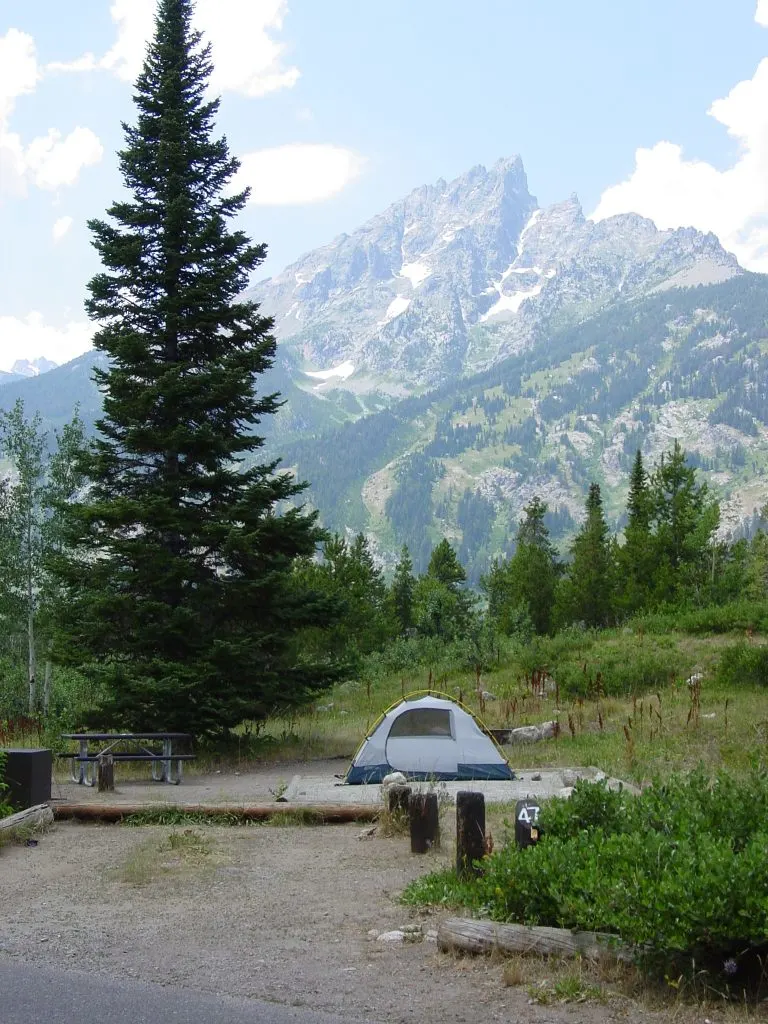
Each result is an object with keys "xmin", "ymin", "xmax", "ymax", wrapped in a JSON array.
[{"xmin": 345, "ymin": 763, "xmax": 515, "ymax": 785}]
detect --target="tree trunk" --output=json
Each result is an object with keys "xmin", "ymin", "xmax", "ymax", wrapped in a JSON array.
[
  {"xmin": 27, "ymin": 605, "xmax": 35, "ymax": 715},
  {"xmin": 437, "ymin": 918, "xmax": 632, "ymax": 963},
  {"xmin": 52, "ymin": 803, "xmax": 379, "ymax": 823},
  {"xmin": 43, "ymin": 658, "xmax": 52, "ymax": 717},
  {"xmin": 97, "ymin": 754, "xmax": 115, "ymax": 793},
  {"xmin": 0, "ymin": 803, "xmax": 53, "ymax": 838}
]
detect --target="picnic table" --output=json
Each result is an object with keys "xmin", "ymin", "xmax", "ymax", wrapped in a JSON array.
[{"xmin": 59, "ymin": 733, "xmax": 195, "ymax": 786}]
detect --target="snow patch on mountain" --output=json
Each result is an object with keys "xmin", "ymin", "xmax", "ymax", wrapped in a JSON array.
[
  {"xmin": 399, "ymin": 261, "xmax": 431, "ymax": 288},
  {"xmin": 305, "ymin": 360, "xmax": 356, "ymax": 384},
  {"xmin": 382, "ymin": 295, "xmax": 411, "ymax": 322},
  {"xmin": 480, "ymin": 282, "xmax": 543, "ymax": 321}
]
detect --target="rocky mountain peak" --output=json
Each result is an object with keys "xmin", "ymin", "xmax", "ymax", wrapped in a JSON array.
[{"xmin": 250, "ymin": 156, "xmax": 743, "ymax": 388}]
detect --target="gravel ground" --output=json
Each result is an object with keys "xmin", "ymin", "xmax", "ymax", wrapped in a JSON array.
[{"xmin": 1, "ymin": 766, "xmax": 734, "ymax": 1024}]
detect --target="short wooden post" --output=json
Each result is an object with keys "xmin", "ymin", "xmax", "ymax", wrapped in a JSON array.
[
  {"xmin": 409, "ymin": 792, "xmax": 439, "ymax": 853},
  {"xmin": 456, "ymin": 791, "xmax": 485, "ymax": 878},
  {"xmin": 387, "ymin": 784, "xmax": 411, "ymax": 817},
  {"xmin": 97, "ymin": 754, "xmax": 114, "ymax": 793}
]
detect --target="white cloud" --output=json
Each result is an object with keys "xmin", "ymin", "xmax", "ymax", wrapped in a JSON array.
[
  {"xmin": 0, "ymin": 29, "xmax": 103, "ymax": 198},
  {"xmin": 236, "ymin": 144, "xmax": 365, "ymax": 205},
  {"xmin": 0, "ymin": 29, "xmax": 38, "ymax": 123},
  {"xmin": 25, "ymin": 127, "xmax": 103, "ymax": 190},
  {"xmin": 99, "ymin": 0, "xmax": 155, "ymax": 82},
  {"xmin": 50, "ymin": 0, "xmax": 300, "ymax": 98},
  {"xmin": 52, "ymin": 216, "xmax": 74, "ymax": 242},
  {"xmin": 592, "ymin": 7, "xmax": 768, "ymax": 272},
  {"xmin": 0, "ymin": 313, "xmax": 94, "ymax": 371}
]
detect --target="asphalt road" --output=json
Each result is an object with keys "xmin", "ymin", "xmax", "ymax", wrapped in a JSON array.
[{"xmin": 0, "ymin": 959, "xmax": 367, "ymax": 1024}]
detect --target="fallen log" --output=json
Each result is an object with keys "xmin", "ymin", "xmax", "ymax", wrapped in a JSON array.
[
  {"xmin": 437, "ymin": 917, "xmax": 632, "ymax": 963},
  {"xmin": 52, "ymin": 802, "xmax": 378, "ymax": 824},
  {"xmin": 0, "ymin": 802, "xmax": 54, "ymax": 839}
]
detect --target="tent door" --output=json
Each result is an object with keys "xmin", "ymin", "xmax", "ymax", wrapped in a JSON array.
[{"xmin": 384, "ymin": 708, "xmax": 458, "ymax": 777}]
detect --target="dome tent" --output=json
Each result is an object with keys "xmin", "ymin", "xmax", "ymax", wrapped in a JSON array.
[{"xmin": 344, "ymin": 692, "xmax": 513, "ymax": 784}]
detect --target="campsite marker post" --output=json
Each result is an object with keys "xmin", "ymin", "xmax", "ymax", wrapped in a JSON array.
[
  {"xmin": 409, "ymin": 792, "xmax": 440, "ymax": 853},
  {"xmin": 387, "ymin": 785, "xmax": 411, "ymax": 817},
  {"xmin": 456, "ymin": 791, "xmax": 485, "ymax": 878}
]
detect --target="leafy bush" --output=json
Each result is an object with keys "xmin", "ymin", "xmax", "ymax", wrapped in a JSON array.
[
  {"xmin": 631, "ymin": 600, "xmax": 768, "ymax": 636},
  {"xmin": 716, "ymin": 643, "xmax": 768, "ymax": 689},
  {"xmin": 403, "ymin": 771, "xmax": 768, "ymax": 987},
  {"xmin": 553, "ymin": 645, "xmax": 679, "ymax": 697}
]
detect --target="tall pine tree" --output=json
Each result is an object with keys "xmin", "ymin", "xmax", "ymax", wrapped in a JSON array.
[
  {"xmin": 617, "ymin": 450, "xmax": 653, "ymax": 615},
  {"xmin": 484, "ymin": 498, "xmax": 560, "ymax": 635},
  {"xmin": 649, "ymin": 440, "xmax": 719, "ymax": 605},
  {"xmin": 52, "ymin": 0, "xmax": 341, "ymax": 737},
  {"xmin": 560, "ymin": 483, "xmax": 614, "ymax": 628},
  {"xmin": 389, "ymin": 544, "xmax": 415, "ymax": 634}
]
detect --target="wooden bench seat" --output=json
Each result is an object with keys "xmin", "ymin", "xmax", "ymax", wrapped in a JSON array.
[{"xmin": 57, "ymin": 752, "xmax": 196, "ymax": 763}]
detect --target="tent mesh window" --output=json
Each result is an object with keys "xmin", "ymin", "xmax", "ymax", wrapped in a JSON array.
[{"xmin": 388, "ymin": 708, "xmax": 453, "ymax": 737}]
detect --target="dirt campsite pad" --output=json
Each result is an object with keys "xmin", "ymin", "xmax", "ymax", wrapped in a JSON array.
[
  {"xmin": 49, "ymin": 758, "xmax": 634, "ymax": 810},
  {"xmin": 1, "ymin": 764, "xmax": 729, "ymax": 1024}
]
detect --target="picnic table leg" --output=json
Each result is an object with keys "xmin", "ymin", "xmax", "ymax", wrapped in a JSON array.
[
  {"xmin": 79, "ymin": 739, "xmax": 89, "ymax": 785},
  {"xmin": 163, "ymin": 738, "xmax": 172, "ymax": 784}
]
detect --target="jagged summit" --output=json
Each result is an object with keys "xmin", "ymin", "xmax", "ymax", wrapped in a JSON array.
[{"xmin": 250, "ymin": 157, "xmax": 741, "ymax": 389}]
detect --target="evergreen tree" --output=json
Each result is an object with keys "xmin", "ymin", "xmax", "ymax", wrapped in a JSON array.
[
  {"xmin": 480, "ymin": 559, "xmax": 534, "ymax": 639},
  {"xmin": 617, "ymin": 450, "xmax": 652, "ymax": 615},
  {"xmin": 649, "ymin": 440, "xmax": 719, "ymax": 605},
  {"xmin": 560, "ymin": 483, "xmax": 614, "ymax": 628},
  {"xmin": 484, "ymin": 498, "xmax": 560, "ymax": 635},
  {"xmin": 748, "ymin": 524, "xmax": 768, "ymax": 601},
  {"xmin": 427, "ymin": 538, "xmax": 466, "ymax": 590},
  {"xmin": 413, "ymin": 539, "xmax": 471, "ymax": 639},
  {"xmin": 389, "ymin": 544, "xmax": 415, "ymax": 634},
  {"xmin": 52, "ymin": 0, "xmax": 341, "ymax": 736}
]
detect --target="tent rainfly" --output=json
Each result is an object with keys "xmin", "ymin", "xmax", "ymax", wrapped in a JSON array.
[{"xmin": 345, "ymin": 693, "xmax": 513, "ymax": 784}]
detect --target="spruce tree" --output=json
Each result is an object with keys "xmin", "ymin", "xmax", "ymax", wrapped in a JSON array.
[
  {"xmin": 649, "ymin": 440, "xmax": 719, "ymax": 605},
  {"xmin": 413, "ymin": 539, "xmax": 471, "ymax": 639},
  {"xmin": 390, "ymin": 544, "xmax": 415, "ymax": 634},
  {"xmin": 617, "ymin": 450, "xmax": 653, "ymax": 615},
  {"xmin": 52, "ymin": 0, "xmax": 341, "ymax": 736},
  {"xmin": 427, "ymin": 538, "xmax": 467, "ymax": 590},
  {"xmin": 488, "ymin": 498, "xmax": 560, "ymax": 635},
  {"xmin": 562, "ymin": 483, "xmax": 614, "ymax": 628}
]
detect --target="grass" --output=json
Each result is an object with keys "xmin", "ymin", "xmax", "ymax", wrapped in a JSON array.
[
  {"xmin": 115, "ymin": 828, "xmax": 215, "ymax": 885},
  {"xmin": 246, "ymin": 627, "xmax": 768, "ymax": 783}
]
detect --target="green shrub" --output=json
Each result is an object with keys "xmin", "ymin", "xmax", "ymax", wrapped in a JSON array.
[
  {"xmin": 403, "ymin": 771, "xmax": 768, "ymax": 988},
  {"xmin": 631, "ymin": 600, "xmax": 768, "ymax": 636},
  {"xmin": 554, "ymin": 645, "xmax": 679, "ymax": 697},
  {"xmin": 716, "ymin": 643, "xmax": 768, "ymax": 688}
]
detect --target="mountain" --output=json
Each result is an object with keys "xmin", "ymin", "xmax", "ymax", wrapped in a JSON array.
[
  {"xmin": 10, "ymin": 357, "xmax": 58, "ymax": 378},
  {"xmin": 250, "ymin": 156, "xmax": 740, "ymax": 389},
  {"xmin": 2, "ymin": 157, "xmax": 765, "ymax": 574},
  {"xmin": 281, "ymin": 273, "xmax": 768, "ymax": 576}
]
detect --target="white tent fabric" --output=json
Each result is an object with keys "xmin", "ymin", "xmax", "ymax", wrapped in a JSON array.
[{"xmin": 345, "ymin": 694, "xmax": 513, "ymax": 784}]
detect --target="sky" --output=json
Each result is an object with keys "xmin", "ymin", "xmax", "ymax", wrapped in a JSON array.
[{"xmin": 1, "ymin": 0, "xmax": 768, "ymax": 371}]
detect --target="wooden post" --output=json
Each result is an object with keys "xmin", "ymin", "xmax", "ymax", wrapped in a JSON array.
[
  {"xmin": 387, "ymin": 784, "xmax": 411, "ymax": 817},
  {"xmin": 97, "ymin": 754, "xmax": 114, "ymax": 793},
  {"xmin": 409, "ymin": 792, "xmax": 439, "ymax": 853},
  {"xmin": 456, "ymin": 791, "xmax": 485, "ymax": 878}
]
